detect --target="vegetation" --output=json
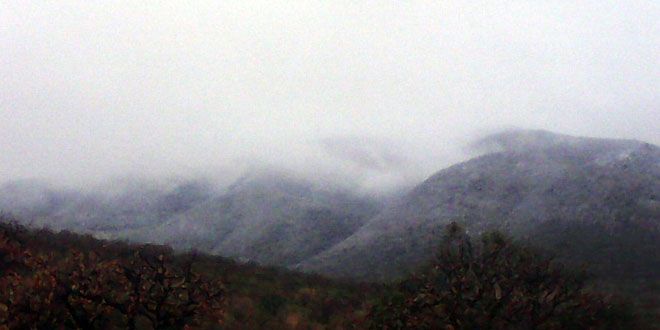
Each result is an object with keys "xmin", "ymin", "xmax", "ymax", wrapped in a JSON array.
[
  {"xmin": 0, "ymin": 216, "xmax": 372, "ymax": 329},
  {"xmin": 368, "ymin": 223, "xmax": 635, "ymax": 329},
  {"xmin": 0, "ymin": 217, "xmax": 643, "ymax": 329},
  {"xmin": 0, "ymin": 222, "xmax": 224, "ymax": 329}
]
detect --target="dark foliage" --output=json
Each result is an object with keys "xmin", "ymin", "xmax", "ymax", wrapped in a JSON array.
[
  {"xmin": 0, "ymin": 217, "xmax": 371, "ymax": 329},
  {"xmin": 0, "ymin": 221, "xmax": 225, "ymax": 329},
  {"xmin": 368, "ymin": 223, "xmax": 635, "ymax": 329},
  {"xmin": 0, "ymin": 215, "xmax": 641, "ymax": 329}
]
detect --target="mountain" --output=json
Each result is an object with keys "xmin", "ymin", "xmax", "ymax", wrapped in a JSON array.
[
  {"xmin": 140, "ymin": 170, "xmax": 381, "ymax": 266},
  {"xmin": 2, "ymin": 130, "xmax": 657, "ymax": 325},
  {"xmin": 300, "ymin": 130, "xmax": 660, "ymax": 281},
  {"xmin": 0, "ymin": 178, "xmax": 215, "ymax": 234},
  {"xmin": 2, "ymin": 130, "xmax": 658, "ymax": 284},
  {"xmin": 1, "ymin": 170, "xmax": 380, "ymax": 268},
  {"xmin": 0, "ymin": 179, "xmax": 78, "ymax": 220}
]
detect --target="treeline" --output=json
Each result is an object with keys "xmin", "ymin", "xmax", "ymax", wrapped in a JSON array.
[
  {"xmin": 0, "ymin": 216, "xmax": 639, "ymax": 329},
  {"xmin": 0, "ymin": 216, "xmax": 371, "ymax": 329},
  {"xmin": 0, "ymin": 221, "xmax": 224, "ymax": 328}
]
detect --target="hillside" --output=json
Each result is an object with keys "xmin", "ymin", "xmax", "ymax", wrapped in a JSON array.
[
  {"xmin": 0, "ymin": 217, "xmax": 373, "ymax": 329},
  {"xmin": 0, "ymin": 171, "xmax": 380, "ymax": 268},
  {"xmin": 301, "ymin": 130, "xmax": 660, "ymax": 283},
  {"xmin": 140, "ymin": 171, "xmax": 380, "ymax": 266},
  {"xmin": 3, "ymin": 130, "xmax": 658, "ymax": 285},
  {"xmin": 0, "ymin": 218, "xmax": 638, "ymax": 329},
  {"xmin": 0, "ymin": 178, "xmax": 215, "ymax": 233}
]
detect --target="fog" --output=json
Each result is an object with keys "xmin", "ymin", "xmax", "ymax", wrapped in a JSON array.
[{"xmin": 1, "ymin": 1, "xmax": 658, "ymax": 192}]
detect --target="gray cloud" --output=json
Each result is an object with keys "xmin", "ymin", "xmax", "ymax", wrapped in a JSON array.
[{"xmin": 1, "ymin": 1, "xmax": 658, "ymax": 190}]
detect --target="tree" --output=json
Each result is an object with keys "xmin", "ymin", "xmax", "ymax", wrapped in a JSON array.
[
  {"xmin": 0, "ymin": 222, "xmax": 225, "ymax": 329},
  {"xmin": 368, "ymin": 222, "xmax": 634, "ymax": 329}
]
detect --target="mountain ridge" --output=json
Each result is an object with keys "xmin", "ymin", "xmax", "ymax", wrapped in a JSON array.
[
  {"xmin": 299, "ymin": 130, "xmax": 660, "ymax": 280},
  {"xmin": 1, "ymin": 130, "xmax": 658, "ymax": 283}
]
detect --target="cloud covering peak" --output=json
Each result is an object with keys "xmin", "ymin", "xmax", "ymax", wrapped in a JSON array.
[{"xmin": 1, "ymin": 1, "xmax": 658, "ymax": 190}]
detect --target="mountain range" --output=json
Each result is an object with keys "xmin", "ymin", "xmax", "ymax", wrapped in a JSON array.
[
  {"xmin": 1, "ymin": 130, "xmax": 658, "ymax": 284},
  {"xmin": 300, "ymin": 130, "xmax": 659, "ymax": 281}
]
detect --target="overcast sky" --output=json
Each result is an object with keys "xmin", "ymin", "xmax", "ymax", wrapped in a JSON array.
[{"xmin": 1, "ymin": 1, "xmax": 658, "ymax": 190}]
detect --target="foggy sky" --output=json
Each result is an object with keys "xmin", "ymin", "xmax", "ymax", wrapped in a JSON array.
[{"xmin": 1, "ymin": 1, "xmax": 658, "ymax": 191}]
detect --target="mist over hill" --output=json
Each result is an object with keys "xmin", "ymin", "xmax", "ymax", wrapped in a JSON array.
[
  {"xmin": 300, "ymin": 130, "xmax": 660, "ymax": 281},
  {"xmin": 2, "ymin": 129, "xmax": 659, "ymax": 325},
  {"xmin": 2, "ymin": 130, "xmax": 657, "ymax": 282},
  {"xmin": 0, "ymin": 167, "xmax": 383, "ymax": 267},
  {"xmin": 134, "ymin": 170, "xmax": 382, "ymax": 266},
  {"xmin": 2, "ymin": 2, "xmax": 658, "ymax": 326}
]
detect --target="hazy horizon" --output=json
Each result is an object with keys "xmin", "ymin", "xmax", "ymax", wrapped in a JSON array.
[{"xmin": 1, "ymin": 1, "xmax": 658, "ymax": 191}]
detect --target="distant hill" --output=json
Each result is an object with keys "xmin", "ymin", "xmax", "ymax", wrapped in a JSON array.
[
  {"xmin": 2, "ymin": 130, "xmax": 658, "ymax": 284},
  {"xmin": 2, "ymin": 130, "xmax": 658, "ymax": 326},
  {"xmin": 300, "ymin": 130, "xmax": 660, "ymax": 282},
  {"xmin": 0, "ymin": 178, "xmax": 215, "ymax": 233},
  {"xmin": 141, "ymin": 170, "xmax": 381, "ymax": 267},
  {"xmin": 0, "ymin": 170, "xmax": 380, "ymax": 268}
]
